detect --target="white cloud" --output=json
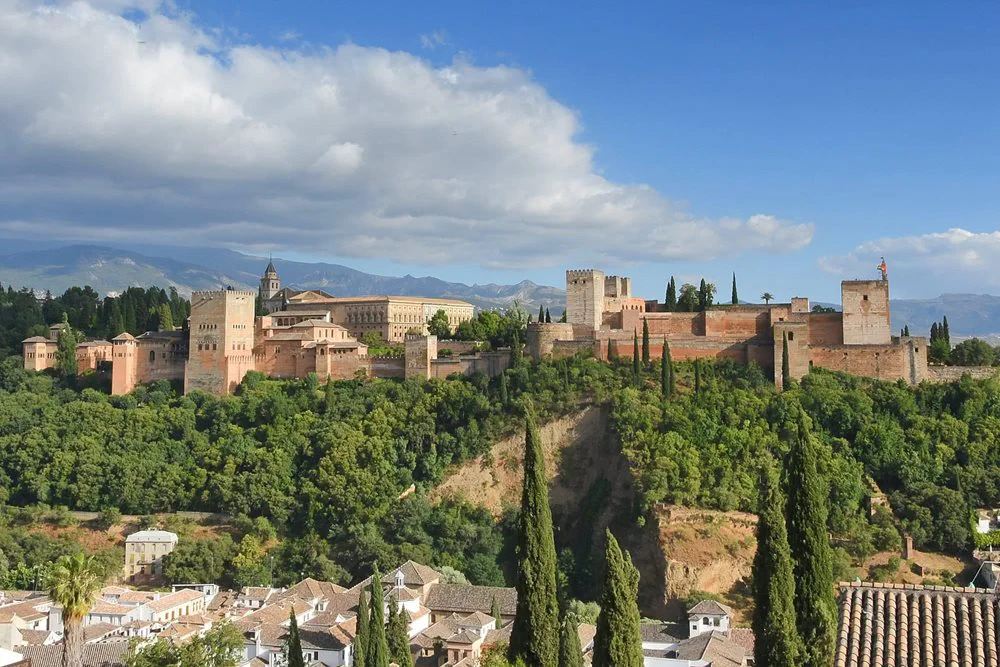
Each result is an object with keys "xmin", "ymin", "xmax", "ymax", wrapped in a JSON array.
[
  {"xmin": 0, "ymin": 0, "xmax": 813, "ymax": 269},
  {"xmin": 419, "ymin": 29, "xmax": 447, "ymax": 50},
  {"xmin": 819, "ymin": 228, "xmax": 1000, "ymax": 293},
  {"xmin": 277, "ymin": 29, "xmax": 300, "ymax": 42}
]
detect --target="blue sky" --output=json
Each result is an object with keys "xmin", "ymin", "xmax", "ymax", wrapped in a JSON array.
[{"xmin": 2, "ymin": 1, "xmax": 999, "ymax": 302}]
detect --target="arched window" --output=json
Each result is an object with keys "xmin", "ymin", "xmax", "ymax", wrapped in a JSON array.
[{"xmin": 149, "ymin": 350, "xmax": 155, "ymax": 363}]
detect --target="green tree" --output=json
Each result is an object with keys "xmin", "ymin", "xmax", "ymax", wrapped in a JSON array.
[
  {"xmin": 641, "ymin": 319, "xmax": 650, "ymax": 367},
  {"xmin": 509, "ymin": 404, "xmax": 560, "ymax": 667},
  {"xmin": 492, "ymin": 595, "xmax": 503, "ymax": 629},
  {"xmin": 697, "ymin": 279, "xmax": 716, "ymax": 311},
  {"xmin": 231, "ymin": 535, "xmax": 269, "ymax": 588},
  {"xmin": 539, "ymin": 305, "xmax": 546, "ymax": 323},
  {"xmin": 694, "ymin": 359, "xmax": 701, "ymax": 396},
  {"xmin": 369, "ymin": 564, "xmax": 391, "ymax": 667},
  {"xmin": 607, "ymin": 339, "xmax": 616, "ymax": 361},
  {"xmin": 631, "ymin": 331, "xmax": 640, "ymax": 382},
  {"xmin": 428, "ymin": 309, "xmax": 451, "ymax": 338},
  {"xmin": 785, "ymin": 411, "xmax": 836, "ymax": 667},
  {"xmin": 665, "ymin": 277, "xmax": 677, "ymax": 311},
  {"xmin": 500, "ymin": 371, "xmax": 510, "ymax": 407},
  {"xmin": 942, "ymin": 315, "xmax": 951, "ymax": 347},
  {"xmin": 677, "ymin": 283, "xmax": 698, "ymax": 312},
  {"xmin": 559, "ymin": 617, "xmax": 583, "ymax": 667},
  {"xmin": 731, "ymin": 273, "xmax": 739, "ymax": 305},
  {"xmin": 752, "ymin": 456, "xmax": 800, "ymax": 667},
  {"xmin": 510, "ymin": 332, "xmax": 523, "ymax": 366},
  {"xmin": 126, "ymin": 623, "xmax": 242, "ymax": 667},
  {"xmin": 545, "ymin": 308, "xmax": 552, "ymax": 324},
  {"xmin": 47, "ymin": 552, "xmax": 105, "ymax": 667},
  {"xmin": 355, "ymin": 582, "xmax": 370, "ymax": 667},
  {"xmin": 107, "ymin": 299, "xmax": 125, "ymax": 337},
  {"xmin": 592, "ymin": 531, "xmax": 642, "ymax": 667},
  {"xmin": 56, "ymin": 315, "xmax": 78, "ymax": 378},
  {"xmin": 559, "ymin": 310, "xmax": 567, "ymax": 323},
  {"xmin": 660, "ymin": 340, "xmax": 674, "ymax": 398},
  {"xmin": 948, "ymin": 338, "xmax": 996, "ymax": 366},
  {"xmin": 762, "ymin": 292, "xmax": 774, "ymax": 305},
  {"xmin": 387, "ymin": 594, "xmax": 414, "ymax": 667},
  {"xmin": 286, "ymin": 608, "xmax": 305, "ymax": 667},
  {"xmin": 781, "ymin": 333, "xmax": 791, "ymax": 390},
  {"xmin": 158, "ymin": 303, "xmax": 174, "ymax": 332}
]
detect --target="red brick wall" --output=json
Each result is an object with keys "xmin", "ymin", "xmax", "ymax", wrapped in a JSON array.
[
  {"xmin": 808, "ymin": 344, "xmax": 914, "ymax": 384},
  {"xmin": 623, "ymin": 311, "xmax": 703, "ymax": 336},
  {"xmin": 807, "ymin": 313, "xmax": 844, "ymax": 345}
]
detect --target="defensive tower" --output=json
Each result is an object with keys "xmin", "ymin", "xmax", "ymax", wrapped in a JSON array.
[
  {"xmin": 566, "ymin": 269, "xmax": 604, "ymax": 331},
  {"xmin": 184, "ymin": 289, "xmax": 256, "ymax": 395}
]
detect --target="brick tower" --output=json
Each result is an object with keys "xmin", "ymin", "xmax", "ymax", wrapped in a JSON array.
[{"xmin": 184, "ymin": 289, "xmax": 257, "ymax": 395}]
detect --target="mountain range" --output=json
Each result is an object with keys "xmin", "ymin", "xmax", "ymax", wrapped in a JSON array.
[
  {"xmin": 0, "ymin": 243, "xmax": 564, "ymax": 313},
  {"xmin": 1, "ymin": 242, "xmax": 999, "ymax": 339}
]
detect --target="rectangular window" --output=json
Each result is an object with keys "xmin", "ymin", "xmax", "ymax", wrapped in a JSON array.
[
  {"xmin": 863, "ymin": 294, "xmax": 869, "ymax": 301},
  {"xmin": 787, "ymin": 332, "xmax": 794, "ymax": 341}
]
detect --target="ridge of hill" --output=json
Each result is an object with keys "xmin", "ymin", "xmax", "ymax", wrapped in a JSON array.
[{"xmin": 0, "ymin": 243, "xmax": 563, "ymax": 312}]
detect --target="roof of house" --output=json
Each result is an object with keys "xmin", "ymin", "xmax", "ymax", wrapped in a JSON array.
[
  {"xmin": 687, "ymin": 599, "xmax": 733, "ymax": 617},
  {"xmin": 19, "ymin": 642, "xmax": 129, "ymax": 667},
  {"xmin": 239, "ymin": 587, "xmax": 277, "ymax": 602},
  {"xmin": 276, "ymin": 578, "xmax": 347, "ymax": 604},
  {"xmin": 18, "ymin": 628, "xmax": 54, "ymax": 645},
  {"xmin": 424, "ymin": 584, "xmax": 517, "ymax": 616},
  {"xmin": 672, "ymin": 631, "xmax": 747, "ymax": 667},
  {"xmin": 111, "ymin": 333, "xmax": 135, "ymax": 341},
  {"xmin": 836, "ymin": 582, "xmax": 999, "ymax": 667},
  {"xmin": 87, "ymin": 602, "xmax": 132, "ymax": 617},
  {"xmin": 145, "ymin": 589, "xmax": 203, "ymax": 613},
  {"xmin": 83, "ymin": 623, "xmax": 118, "ymax": 643},
  {"xmin": 21, "ymin": 336, "xmax": 50, "ymax": 343},
  {"xmin": 124, "ymin": 530, "xmax": 178, "ymax": 544},
  {"xmin": 383, "ymin": 561, "xmax": 441, "ymax": 588},
  {"xmin": 640, "ymin": 622, "xmax": 680, "ymax": 644}
]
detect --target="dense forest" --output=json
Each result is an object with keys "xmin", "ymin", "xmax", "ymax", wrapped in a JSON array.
[
  {"xmin": 1, "ymin": 342, "xmax": 998, "ymax": 598},
  {"xmin": 0, "ymin": 282, "xmax": 190, "ymax": 358}
]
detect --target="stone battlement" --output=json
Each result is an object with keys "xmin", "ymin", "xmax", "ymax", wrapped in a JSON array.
[{"xmin": 191, "ymin": 289, "xmax": 257, "ymax": 299}]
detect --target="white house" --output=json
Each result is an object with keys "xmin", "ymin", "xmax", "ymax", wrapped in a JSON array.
[{"xmin": 687, "ymin": 600, "xmax": 731, "ymax": 638}]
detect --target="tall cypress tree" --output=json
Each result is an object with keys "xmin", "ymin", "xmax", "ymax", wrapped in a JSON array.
[
  {"xmin": 510, "ymin": 332, "xmax": 523, "ymax": 366},
  {"xmin": 287, "ymin": 608, "xmax": 305, "ymax": 667},
  {"xmin": 641, "ymin": 319, "xmax": 650, "ymax": 366},
  {"xmin": 386, "ymin": 593, "xmax": 414, "ymax": 667},
  {"xmin": 631, "ymin": 331, "xmax": 640, "ymax": 382},
  {"xmin": 539, "ymin": 305, "xmax": 546, "ymax": 322},
  {"xmin": 665, "ymin": 277, "xmax": 677, "ymax": 311},
  {"xmin": 368, "ymin": 565, "xmax": 390, "ymax": 667},
  {"xmin": 752, "ymin": 456, "xmax": 800, "ymax": 667},
  {"xmin": 559, "ymin": 617, "xmax": 583, "ymax": 667},
  {"xmin": 785, "ymin": 410, "xmax": 835, "ymax": 667},
  {"xmin": 545, "ymin": 308, "xmax": 552, "ymax": 324},
  {"xmin": 660, "ymin": 339, "xmax": 674, "ymax": 398},
  {"xmin": 509, "ymin": 403, "xmax": 560, "ymax": 667},
  {"xmin": 500, "ymin": 371, "xmax": 510, "ymax": 407},
  {"xmin": 355, "ymin": 583, "xmax": 370, "ymax": 667},
  {"xmin": 491, "ymin": 596, "xmax": 503, "ymax": 629},
  {"xmin": 592, "ymin": 531, "xmax": 642, "ymax": 667},
  {"xmin": 56, "ymin": 315, "xmax": 78, "ymax": 378},
  {"xmin": 781, "ymin": 332, "xmax": 791, "ymax": 390},
  {"xmin": 731, "ymin": 273, "xmax": 739, "ymax": 305},
  {"xmin": 698, "ymin": 279, "xmax": 708, "ymax": 311},
  {"xmin": 942, "ymin": 315, "xmax": 951, "ymax": 347}
]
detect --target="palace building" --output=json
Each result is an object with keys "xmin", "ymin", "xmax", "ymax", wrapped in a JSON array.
[{"xmin": 24, "ymin": 262, "xmax": 503, "ymax": 396}]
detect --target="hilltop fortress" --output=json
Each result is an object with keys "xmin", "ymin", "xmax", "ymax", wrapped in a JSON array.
[
  {"xmin": 24, "ymin": 262, "xmax": 505, "ymax": 395},
  {"xmin": 528, "ymin": 268, "xmax": 928, "ymax": 387}
]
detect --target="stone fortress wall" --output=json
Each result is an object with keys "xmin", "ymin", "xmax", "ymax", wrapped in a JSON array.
[{"xmin": 528, "ymin": 268, "xmax": 931, "ymax": 388}]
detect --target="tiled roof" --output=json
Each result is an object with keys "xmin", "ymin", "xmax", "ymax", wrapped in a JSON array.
[
  {"xmin": 640, "ymin": 622, "xmax": 680, "ymax": 644},
  {"xmin": 88, "ymin": 602, "xmax": 132, "ymax": 616},
  {"xmin": 20, "ymin": 642, "xmax": 128, "ymax": 667},
  {"xmin": 424, "ymin": 584, "xmax": 516, "ymax": 616},
  {"xmin": 240, "ymin": 587, "xmax": 277, "ymax": 602},
  {"xmin": 484, "ymin": 623, "xmax": 513, "ymax": 647},
  {"xmin": 835, "ymin": 582, "xmax": 1000, "ymax": 667},
  {"xmin": 277, "ymin": 578, "xmax": 347, "ymax": 604},
  {"xmin": 83, "ymin": 623, "xmax": 118, "ymax": 643},
  {"xmin": 145, "ymin": 589, "xmax": 203, "ymax": 613},
  {"xmin": 687, "ymin": 599, "xmax": 733, "ymax": 617},
  {"xmin": 19, "ymin": 629, "xmax": 54, "ymax": 645},
  {"xmin": 22, "ymin": 336, "xmax": 50, "ymax": 343},
  {"xmin": 383, "ymin": 561, "xmax": 441, "ymax": 587},
  {"xmin": 673, "ymin": 631, "xmax": 747, "ymax": 666}
]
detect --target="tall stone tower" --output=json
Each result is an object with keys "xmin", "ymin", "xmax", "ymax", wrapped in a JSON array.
[
  {"xmin": 260, "ymin": 260, "xmax": 280, "ymax": 301},
  {"xmin": 841, "ymin": 279, "xmax": 891, "ymax": 345},
  {"xmin": 111, "ymin": 332, "xmax": 137, "ymax": 395},
  {"xmin": 566, "ymin": 269, "xmax": 605, "ymax": 331},
  {"xmin": 184, "ymin": 289, "xmax": 257, "ymax": 395}
]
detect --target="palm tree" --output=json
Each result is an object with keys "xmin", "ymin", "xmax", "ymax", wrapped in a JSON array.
[
  {"xmin": 761, "ymin": 292, "xmax": 775, "ymax": 305},
  {"xmin": 47, "ymin": 553, "xmax": 104, "ymax": 667}
]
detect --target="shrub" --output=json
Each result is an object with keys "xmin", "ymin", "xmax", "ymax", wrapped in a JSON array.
[{"xmin": 94, "ymin": 507, "xmax": 122, "ymax": 531}]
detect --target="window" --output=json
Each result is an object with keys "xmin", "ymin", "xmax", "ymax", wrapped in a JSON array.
[
  {"xmin": 148, "ymin": 351, "xmax": 155, "ymax": 363},
  {"xmin": 863, "ymin": 294, "xmax": 869, "ymax": 301},
  {"xmin": 703, "ymin": 617, "xmax": 710, "ymax": 624},
  {"xmin": 788, "ymin": 332, "xmax": 794, "ymax": 341}
]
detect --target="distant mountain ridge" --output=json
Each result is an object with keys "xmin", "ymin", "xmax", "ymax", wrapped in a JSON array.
[
  {"xmin": 2, "ymin": 242, "xmax": 1000, "ymax": 337},
  {"xmin": 0, "ymin": 244, "xmax": 564, "ymax": 313}
]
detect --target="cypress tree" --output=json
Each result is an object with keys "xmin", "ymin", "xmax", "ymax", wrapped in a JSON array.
[
  {"xmin": 903, "ymin": 324, "xmax": 910, "ymax": 337},
  {"xmin": 56, "ymin": 315, "xmax": 78, "ymax": 378},
  {"xmin": 510, "ymin": 332, "xmax": 523, "ymax": 366},
  {"xmin": 698, "ymin": 279, "xmax": 708, "ymax": 311},
  {"xmin": 631, "ymin": 331, "xmax": 640, "ymax": 382},
  {"xmin": 942, "ymin": 315, "xmax": 950, "ymax": 347},
  {"xmin": 287, "ymin": 608, "xmax": 305, "ymax": 667},
  {"xmin": 592, "ymin": 531, "xmax": 642, "ymax": 667},
  {"xmin": 545, "ymin": 308, "xmax": 552, "ymax": 323},
  {"xmin": 491, "ymin": 596, "xmax": 503, "ymax": 629},
  {"xmin": 665, "ymin": 277, "xmax": 677, "ymax": 311},
  {"xmin": 158, "ymin": 303, "xmax": 174, "ymax": 331},
  {"xmin": 660, "ymin": 339, "xmax": 674, "ymax": 398},
  {"xmin": 355, "ymin": 583, "xmax": 370, "ymax": 667},
  {"xmin": 325, "ymin": 378, "xmax": 336, "ymax": 413},
  {"xmin": 386, "ymin": 593, "xmax": 414, "ymax": 667},
  {"xmin": 539, "ymin": 305, "xmax": 546, "ymax": 322},
  {"xmin": 606, "ymin": 339, "xmax": 615, "ymax": 362},
  {"xmin": 559, "ymin": 617, "xmax": 583, "ymax": 667},
  {"xmin": 930, "ymin": 322, "xmax": 939, "ymax": 341},
  {"xmin": 559, "ymin": 310, "xmax": 567, "ymax": 323},
  {"xmin": 785, "ymin": 410, "xmax": 836, "ymax": 667},
  {"xmin": 509, "ymin": 403, "xmax": 560, "ymax": 667},
  {"xmin": 123, "ymin": 298, "xmax": 137, "ymax": 335},
  {"xmin": 500, "ymin": 371, "xmax": 510, "ymax": 407},
  {"xmin": 781, "ymin": 333, "xmax": 791, "ymax": 390},
  {"xmin": 731, "ymin": 273, "xmax": 739, "ymax": 305},
  {"xmin": 641, "ymin": 319, "xmax": 650, "ymax": 366},
  {"xmin": 108, "ymin": 300, "xmax": 125, "ymax": 338},
  {"xmin": 368, "ymin": 565, "xmax": 390, "ymax": 667},
  {"xmin": 752, "ymin": 456, "xmax": 800, "ymax": 667}
]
